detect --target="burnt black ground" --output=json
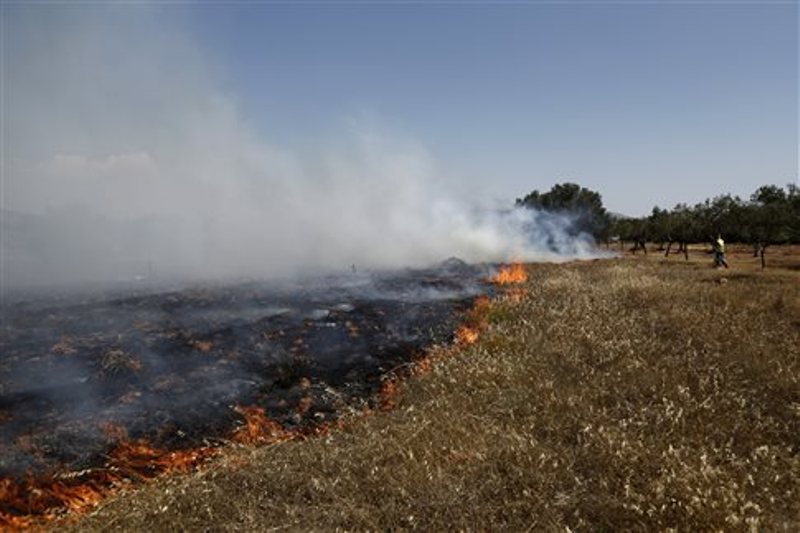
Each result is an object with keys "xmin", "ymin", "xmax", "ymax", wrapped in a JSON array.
[{"xmin": 0, "ymin": 259, "xmax": 491, "ymax": 478}]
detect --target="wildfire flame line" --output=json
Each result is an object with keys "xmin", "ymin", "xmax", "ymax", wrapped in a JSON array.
[
  {"xmin": 489, "ymin": 261, "xmax": 528, "ymax": 285},
  {"xmin": 380, "ymin": 292, "xmax": 495, "ymax": 416},
  {"xmin": 455, "ymin": 294, "xmax": 490, "ymax": 347},
  {"xmin": 231, "ymin": 406, "xmax": 294, "ymax": 445},
  {"xmin": 0, "ymin": 406, "xmax": 291, "ymax": 529},
  {"xmin": 0, "ymin": 437, "xmax": 222, "ymax": 529},
  {"xmin": 0, "ymin": 396, "xmax": 356, "ymax": 529},
  {"xmin": 0, "ymin": 266, "xmax": 525, "ymax": 529}
]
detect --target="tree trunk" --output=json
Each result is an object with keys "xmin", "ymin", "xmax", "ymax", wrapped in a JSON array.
[
  {"xmin": 683, "ymin": 242, "xmax": 689, "ymax": 261},
  {"xmin": 760, "ymin": 246, "xmax": 766, "ymax": 269},
  {"xmin": 664, "ymin": 241, "xmax": 672, "ymax": 257}
]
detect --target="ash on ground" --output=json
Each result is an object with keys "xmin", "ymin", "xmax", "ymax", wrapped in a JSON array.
[{"xmin": 0, "ymin": 260, "xmax": 490, "ymax": 478}]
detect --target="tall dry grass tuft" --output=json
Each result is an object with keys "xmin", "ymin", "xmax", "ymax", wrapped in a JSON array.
[{"xmin": 69, "ymin": 253, "xmax": 799, "ymax": 531}]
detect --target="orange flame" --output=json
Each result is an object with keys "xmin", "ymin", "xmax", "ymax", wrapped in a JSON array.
[
  {"xmin": 0, "ymin": 473, "xmax": 112, "ymax": 527},
  {"xmin": 454, "ymin": 295, "xmax": 490, "ymax": 347},
  {"xmin": 231, "ymin": 406, "xmax": 293, "ymax": 445},
  {"xmin": 42, "ymin": 481, "xmax": 105, "ymax": 513},
  {"xmin": 471, "ymin": 295, "xmax": 491, "ymax": 315},
  {"xmin": 455, "ymin": 325, "xmax": 479, "ymax": 345},
  {"xmin": 0, "ymin": 406, "xmax": 313, "ymax": 527},
  {"xmin": 379, "ymin": 379, "xmax": 402, "ymax": 411},
  {"xmin": 0, "ymin": 509, "xmax": 34, "ymax": 530},
  {"xmin": 0, "ymin": 281, "xmax": 514, "ymax": 528},
  {"xmin": 0, "ymin": 437, "xmax": 218, "ymax": 528},
  {"xmin": 490, "ymin": 262, "xmax": 527, "ymax": 284},
  {"xmin": 110, "ymin": 440, "xmax": 215, "ymax": 476}
]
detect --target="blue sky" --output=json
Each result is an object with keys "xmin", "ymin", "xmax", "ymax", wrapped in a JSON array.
[
  {"xmin": 2, "ymin": 1, "xmax": 798, "ymax": 283},
  {"xmin": 4, "ymin": 1, "xmax": 798, "ymax": 217},
  {"xmin": 182, "ymin": 2, "xmax": 798, "ymax": 215}
]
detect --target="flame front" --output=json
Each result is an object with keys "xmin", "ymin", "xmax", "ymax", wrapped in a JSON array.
[
  {"xmin": 0, "ymin": 438, "xmax": 217, "ymax": 528},
  {"xmin": 0, "ymin": 408, "xmax": 302, "ymax": 527},
  {"xmin": 232, "ymin": 406, "xmax": 292, "ymax": 445},
  {"xmin": 491, "ymin": 262, "xmax": 528, "ymax": 284},
  {"xmin": 456, "ymin": 325, "xmax": 479, "ymax": 345},
  {"xmin": 111, "ymin": 440, "xmax": 216, "ymax": 475},
  {"xmin": 454, "ymin": 295, "xmax": 490, "ymax": 347},
  {"xmin": 0, "ymin": 265, "xmax": 510, "ymax": 528}
]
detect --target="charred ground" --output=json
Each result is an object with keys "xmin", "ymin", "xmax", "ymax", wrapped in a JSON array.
[
  {"xmin": 1, "ymin": 259, "xmax": 492, "ymax": 523},
  {"xmin": 65, "ymin": 245, "xmax": 799, "ymax": 531}
]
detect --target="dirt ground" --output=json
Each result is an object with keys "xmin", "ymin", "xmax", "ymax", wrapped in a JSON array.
[{"xmin": 58, "ymin": 246, "xmax": 800, "ymax": 530}]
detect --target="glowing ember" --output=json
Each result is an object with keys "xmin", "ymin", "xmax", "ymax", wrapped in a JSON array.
[
  {"xmin": 379, "ymin": 379, "xmax": 402, "ymax": 411},
  {"xmin": 0, "ymin": 510, "xmax": 34, "ymax": 530},
  {"xmin": 491, "ymin": 262, "xmax": 528, "ymax": 284},
  {"xmin": 192, "ymin": 340, "xmax": 214, "ymax": 352}
]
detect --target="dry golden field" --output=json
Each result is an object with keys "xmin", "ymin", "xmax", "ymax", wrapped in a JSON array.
[{"xmin": 66, "ymin": 246, "xmax": 799, "ymax": 531}]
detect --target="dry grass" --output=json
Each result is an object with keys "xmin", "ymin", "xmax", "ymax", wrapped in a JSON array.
[{"xmin": 67, "ymin": 249, "xmax": 800, "ymax": 531}]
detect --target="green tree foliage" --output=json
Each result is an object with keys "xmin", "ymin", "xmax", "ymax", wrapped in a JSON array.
[
  {"xmin": 788, "ymin": 184, "xmax": 800, "ymax": 242},
  {"xmin": 745, "ymin": 185, "xmax": 795, "ymax": 267},
  {"xmin": 516, "ymin": 182, "xmax": 610, "ymax": 240},
  {"xmin": 607, "ymin": 183, "xmax": 799, "ymax": 268}
]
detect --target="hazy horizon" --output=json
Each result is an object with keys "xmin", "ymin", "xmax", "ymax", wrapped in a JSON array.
[{"xmin": 2, "ymin": 2, "xmax": 797, "ymax": 287}]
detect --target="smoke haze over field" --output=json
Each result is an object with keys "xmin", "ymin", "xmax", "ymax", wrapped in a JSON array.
[{"xmin": 2, "ymin": 5, "xmax": 599, "ymax": 288}]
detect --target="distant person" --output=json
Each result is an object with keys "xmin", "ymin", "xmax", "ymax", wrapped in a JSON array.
[{"xmin": 713, "ymin": 236, "xmax": 729, "ymax": 268}]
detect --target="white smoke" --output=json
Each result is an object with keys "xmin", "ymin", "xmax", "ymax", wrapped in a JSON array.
[{"xmin": 2, "ymin": 4, "xmax": 599, "ymax": 288}]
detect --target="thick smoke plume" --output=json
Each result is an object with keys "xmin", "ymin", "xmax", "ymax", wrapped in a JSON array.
[{"xmin": 2, "ymin": 5, "xmax": 598, "ymax": 289}]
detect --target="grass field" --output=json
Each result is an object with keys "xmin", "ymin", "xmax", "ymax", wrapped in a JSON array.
[{"xmin": 68, "ymin": 245, "xmax": 799, "ymax": 531}]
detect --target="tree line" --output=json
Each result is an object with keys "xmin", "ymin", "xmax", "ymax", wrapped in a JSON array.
[{"xmin": 516, "ymin": 182, "xmax": 800, "ymax": 268}]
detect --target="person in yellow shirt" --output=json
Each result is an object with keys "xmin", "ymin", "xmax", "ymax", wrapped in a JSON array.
[{"xmin": 713, "ymin": 236, "xmax": 729, "ymax": 268}]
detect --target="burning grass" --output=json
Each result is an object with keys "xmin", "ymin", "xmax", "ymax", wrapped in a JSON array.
[
  {"xmin": 1, "ymin": 263, "xmax": 493, "ymax": 527},
  {"xmin": 28, "ymin": 253, "xmax": 800, "ymax": 529},
  {"xmin": 490, "ymin": 261, "xmax": 528, "ymax": 284},
  {"xmin": 0, "ymin": 438, "xmax": 218, "ymax": 529},
  {"xmin": 454, "ymin": 295, "xmax": 491, "ymax": 347},
  {"xmin": 230, "ymin": 406, "xmax": 293, "ymax": 446}
]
